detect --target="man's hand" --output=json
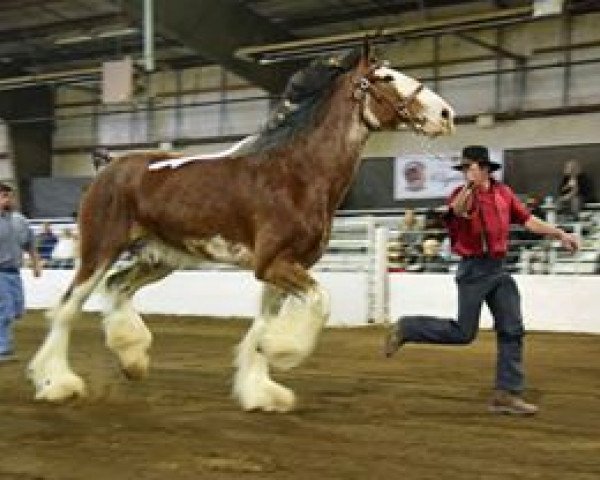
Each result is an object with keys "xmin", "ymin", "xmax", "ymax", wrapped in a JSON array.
[
  {"xmin": 449, "ymin": 182, "xmax": 475, "ymax": 218},
  {"xmin": 32, "ymin": 262, "xmax": 42, "ymax": 278},
  {"xmin": 558, "ymin": 231, "xmax": 581, "ymax": 253},
  {"xmin": 28, "ymin": 249, "xmax": 43, "ymax": 278}
]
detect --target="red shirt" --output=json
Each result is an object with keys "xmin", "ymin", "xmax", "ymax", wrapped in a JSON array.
[{"xmin": 445, "ymin": 181, "xmax": 531, "ymax": 258}]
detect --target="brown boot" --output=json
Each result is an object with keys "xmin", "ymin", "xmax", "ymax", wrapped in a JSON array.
[
  {"xmin": 383, "ymin": 320, "xmax": 405, "ymax": 358},
  {"xmin": 488, "ymin": 390, "xmax": 538, "ymax": 416}
]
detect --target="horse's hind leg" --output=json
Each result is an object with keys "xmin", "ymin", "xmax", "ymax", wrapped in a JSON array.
[
  {"xmin": 101, "ymin": 260, "xmax": 172, "ymax": 380},
  {"xmin": 28, "ymin": 268, "xmax": 106, "ymax": 401}
]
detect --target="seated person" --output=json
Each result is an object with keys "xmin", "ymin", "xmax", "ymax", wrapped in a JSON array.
[
  {"xmin": 36, "ymin": 222, "xmax": 58, "ymax": 263},
  {"xmin": 398, "ymin": 209, "xmax": 423, "ymax": 259},
  {"xmin": 423, "ymin": 208, "xmax": 446, "ymax": 242},
  {"xmin": 421, "ymin": 237, "xmax": 449, "ymax": 273},
  {"xmin": 557, "ymin": 160, "xmax": 595, "ymax": 220},
  {"xmin": 406, "ymin": 237, "xmax": 449, "ymax": 273}
]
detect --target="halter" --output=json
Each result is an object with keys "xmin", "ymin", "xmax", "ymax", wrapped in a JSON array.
[{"xmin": 353, "ymin": 69, "xmax": 425, "ymax": 132}]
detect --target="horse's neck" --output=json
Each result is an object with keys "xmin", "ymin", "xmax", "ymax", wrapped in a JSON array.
[
  {"xmin": 296, "ymin": 80, "xmax": 370, "ymax": 207},
  {"xmin": 308, "ymin": 82, "xmax": 369, "ymax": 163},
  {"xmin": 284, "ymin": 78, "xmax": 367, "ymax": 169}
]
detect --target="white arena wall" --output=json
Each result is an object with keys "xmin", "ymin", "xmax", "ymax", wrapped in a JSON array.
[{"xmin": 22, "ymin": 269, "xmax": 600, "ymax": 334}]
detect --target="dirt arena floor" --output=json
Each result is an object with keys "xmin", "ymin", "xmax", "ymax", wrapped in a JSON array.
[{"xmin": 0, "ymin": 311, "xmax": 598, "ymax": 480}]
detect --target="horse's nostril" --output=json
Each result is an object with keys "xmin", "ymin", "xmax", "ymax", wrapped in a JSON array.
[{"xmin": 441, "ymin": 108, "xmax": 451, "ymax": 120}]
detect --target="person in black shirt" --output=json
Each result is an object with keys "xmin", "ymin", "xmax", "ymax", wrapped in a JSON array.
[{"xmin": 557, "ymin": 160, "xmax": 594, "ymax": 220}]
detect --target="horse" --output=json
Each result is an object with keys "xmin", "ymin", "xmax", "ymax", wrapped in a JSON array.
[{"xmin": 28, "ymin": 43, "xmax": 455, "ymax": 412}]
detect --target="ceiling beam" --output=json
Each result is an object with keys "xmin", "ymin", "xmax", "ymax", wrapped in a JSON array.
[
  {"xmin": 237, "ymin": 6, "xmax": 533, "ymax": 62},
  {"xmin": 277, "ymin": 0, "xmax": 468, "ymax": 30},
  {"xmin": 120, "ymin": 0, "xmax": 304, "ymax": 93},
  {"xmin": 0, "ymin": 13, "xmax": 126, "ymax": 44},
  {"xmin": 455, "ymin": 32, "xmax": 527, "ymax": 60}
]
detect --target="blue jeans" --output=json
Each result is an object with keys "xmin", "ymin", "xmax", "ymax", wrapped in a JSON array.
[
  {"xmin": 401, "ymin": 257, "xmax": 525, "ymax": 392},
  {"xmin": 0, "ymin": 271, "xmax": 25, "ymax": 355}
]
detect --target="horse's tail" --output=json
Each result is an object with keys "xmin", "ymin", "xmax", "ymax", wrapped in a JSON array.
[{"xmin": 66, "ymin": 161, "xmax": 135, "ymax": 300}]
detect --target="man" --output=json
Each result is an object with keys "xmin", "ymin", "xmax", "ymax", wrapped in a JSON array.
[
  {"xmin": 383, "ymin": 146, "xmax": 580, "ymax": 416},
  {"xmin": 0, "ymin": 183, "xmax": 42, "ymax": 362}
]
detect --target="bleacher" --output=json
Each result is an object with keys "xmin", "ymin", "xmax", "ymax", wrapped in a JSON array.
[
  {"xmin": 27, "ymin": 203, "xmax": 600, "ymax": 276},
  {"xmin": 341, "ymin": 202, "xmax": 600, "ymax": 275}
]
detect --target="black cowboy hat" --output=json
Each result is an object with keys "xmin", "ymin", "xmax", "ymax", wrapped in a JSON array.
[{"xmin": 452, "ymin": 145, "xmax": 501, "ymax": 172}]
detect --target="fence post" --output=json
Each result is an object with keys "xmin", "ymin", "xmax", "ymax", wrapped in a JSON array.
[{"xmin": 368, "ymin": 225, "xmax": 389, "ymax": 324}]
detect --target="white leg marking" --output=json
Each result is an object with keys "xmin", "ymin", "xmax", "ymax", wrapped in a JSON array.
[
  {"xmin": 102, "ymin": 294, "xmax": 152, "ymax": 380},
  {"xmin": 260, "ymin": 285, "xmax": 330, "ymax": 371},
  {"xmin": 28, "ymin": 271, "xmax": 104, "ymax": 401},
  {"xmin": 233, "ymin": 317, "xmax": 296, "ymax": 413},
  {"xmin": 232, "ymin": 284, "xmax": 330, "ymax": 412}
]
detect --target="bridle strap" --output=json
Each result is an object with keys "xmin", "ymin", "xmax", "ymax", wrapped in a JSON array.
[{"xmin": 354, "ymin": 73, "xmax": 424, "ymax": 131}]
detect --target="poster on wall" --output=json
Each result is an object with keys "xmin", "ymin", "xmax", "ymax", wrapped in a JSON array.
[{"xmin": 393, "ymin": 150, "xmax": 504, "ymax": 199}]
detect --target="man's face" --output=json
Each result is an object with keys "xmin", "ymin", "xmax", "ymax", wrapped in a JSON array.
[
  {"xmin": 461, "ymin": 160, "xmax": 489, "ymax": 185},
  {"xmin": 0, "ymin": 190, "xmax": 14, "ymax": 211}
]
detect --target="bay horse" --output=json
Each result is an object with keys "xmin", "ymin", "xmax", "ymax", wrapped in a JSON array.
[{"xmin": 28, "ymin": 44, "xmax": 455, "ymax": 412}]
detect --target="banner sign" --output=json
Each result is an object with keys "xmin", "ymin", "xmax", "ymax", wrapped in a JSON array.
[{"xmin": 393, "ymin": 150, "xmax": 503, "ymax": 199}]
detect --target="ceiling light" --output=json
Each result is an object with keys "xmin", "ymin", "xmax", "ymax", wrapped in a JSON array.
[
  {"xmin": 54, "ymin": 35, "xmax": 93, "ymax": 46},
  {"xmin": 97, "ymin": 28, "xmax": 139, "ymax": 39}
]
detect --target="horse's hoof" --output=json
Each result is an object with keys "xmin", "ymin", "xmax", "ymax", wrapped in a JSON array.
[
  {"xmin": 235, "ymin": 382, "xmax": 296, "ymax": 413},
  {"xmin": 34, "ymin": 375, "xmax": 86, "ymax": 402},
  {"xmin": 120, "ymin": 354, "xmax": 150, "ymax": 380}
]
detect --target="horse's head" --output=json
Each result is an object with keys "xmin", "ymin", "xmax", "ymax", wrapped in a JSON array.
[{"xmin": 352, "ymin": 46, "xmax": 455, "ymax": 136}]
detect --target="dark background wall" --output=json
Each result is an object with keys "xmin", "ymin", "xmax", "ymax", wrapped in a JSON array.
[
  {"xmin": 503, "ymin": 144, "xmax": 599, "ymax": 203},
  {"xmin": 29, "ymin": 177, "xmax": 92, "ymax": 218}
]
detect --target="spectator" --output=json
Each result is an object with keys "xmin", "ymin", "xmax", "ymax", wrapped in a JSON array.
[
  {"xmin": 398, "ymin": 209, "xmax": 423, "ymax": 267},
  {"xmin": 0, "ymin": 183, "xmax": 42, "ymax": 362},
  {"xmin": 399, "ymin": 209, "xmax": 423, "ymax": 248},
  {"xmin": 420, "ymin": 237, "xmax": 449, "ymax": 273},
  {"xmin": 423, "ymin": 208, "xmax": 446, "ymax": 242},
  {"xmin": 557, "ymin": 160, "xmax": 594, "ymax": 220},
  {"xmin": 36, "ymin": 222, "xmax": 58, "ymax": 263},
  {"xmin": 52, "ymin": 227, "xmax": 78, "ymax": 269}
]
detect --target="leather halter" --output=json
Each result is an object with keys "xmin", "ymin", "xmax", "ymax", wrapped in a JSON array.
[{"xmin": 353, "ymin": 68, "xmax": 425, "ymax": 131}]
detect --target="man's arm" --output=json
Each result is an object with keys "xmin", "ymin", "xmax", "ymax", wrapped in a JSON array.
[
  {"xmin": 28, "ymin": 246, "xmax": 42, "ymax": 278},
  {"xmin": 448, "ymin": 181, "xmax": 474, "ymax": 218},
  {"xmin": 524, "ymin": 216, "xmax": 580, "ymax": 252}
]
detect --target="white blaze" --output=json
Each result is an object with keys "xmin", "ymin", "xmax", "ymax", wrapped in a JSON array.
[{"xmin": 372, "ymin": 66, "xmax": 455, "ymax": 135}]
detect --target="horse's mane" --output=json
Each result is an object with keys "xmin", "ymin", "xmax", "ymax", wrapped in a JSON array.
[{"xmin": 235, "ymin": 49, "xmax": 363, "ymax": 157}]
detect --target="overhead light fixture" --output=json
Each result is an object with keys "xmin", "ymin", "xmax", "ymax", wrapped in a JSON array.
[
  {"xmin": 54, "ymin": 28, "xmax": 138, "ymax": 46},
  {"xmin": 97, "ymin": 28, "xmax": 139, "ymax": 39},
  {"xmin": 54, "ymin": 35, "xmax": 93, "ymax": 46},
  {"xmin": 533, "ymin": 0, "xmax": 564, "ymax": 17}
]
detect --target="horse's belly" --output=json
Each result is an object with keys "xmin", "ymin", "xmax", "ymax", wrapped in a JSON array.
[{"xmin": 184, "ymin": 235, "xmax": 254, "ymax": 268}]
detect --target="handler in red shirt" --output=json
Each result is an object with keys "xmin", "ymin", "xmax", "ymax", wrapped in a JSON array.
[{"xmin": 384, "ymin": 145, "xmax": 580, "ymax": 416}]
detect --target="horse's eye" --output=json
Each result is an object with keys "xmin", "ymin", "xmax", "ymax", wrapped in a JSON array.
[{"xmin": 381, "ymin": 74, "xmax": 394, "ymax": 82}]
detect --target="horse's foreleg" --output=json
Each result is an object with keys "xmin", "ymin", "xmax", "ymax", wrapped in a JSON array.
[
  {"xmin": 260, "ymin": 283, "xmax": 330, "ymax": 371},
  {"xmin": 28, "ymin": 269, "xmax": 105, "ymax": 401},
  {"xmin": 233, "ymin": 261, "xmax": 330, "ymax": 412},
  {"xmin": 257, "ymin": 261, "xmax": 330, "ymax": 370},
  {"xmin": 233, "ymin": 285, "xmax": 297, "ymax": 412},
  {"xmin": 101, "ymin": 262, "xmax": 172, "ymax": 380}
]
